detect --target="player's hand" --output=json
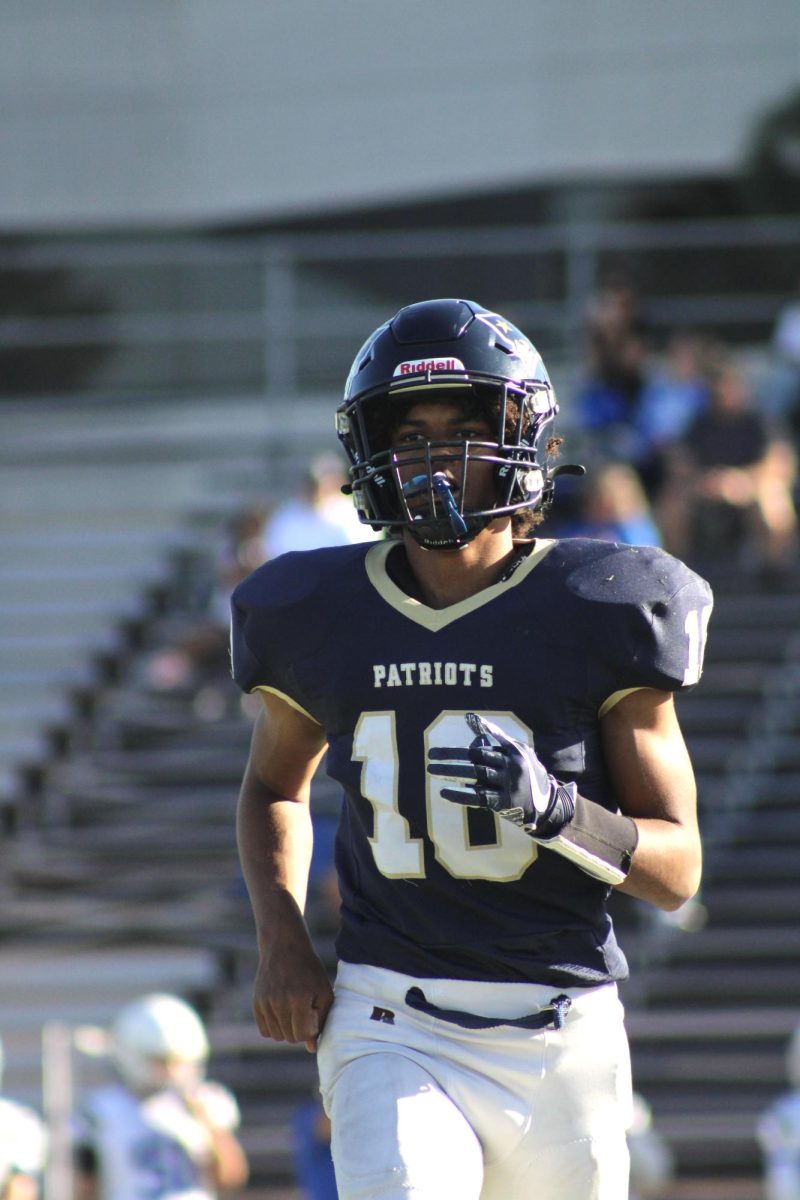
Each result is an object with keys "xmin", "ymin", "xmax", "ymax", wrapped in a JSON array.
[
  {"xmin": 252, "ymin": 934, "xmax": 334, "ymax": 1053},
  {"xmin": 427, "ymin": 712, "xmax": 575, "ymax": 838}
]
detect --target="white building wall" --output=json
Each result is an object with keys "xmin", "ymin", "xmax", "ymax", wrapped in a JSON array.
[{"xmin": 1, "ymin": 0, "xmax": 799, "ymax": 231}]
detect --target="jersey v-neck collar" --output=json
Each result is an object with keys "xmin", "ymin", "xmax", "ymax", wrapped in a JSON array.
[{"xmin": 364, "ymin": 538, "xmax": 557, "ymax": 631}]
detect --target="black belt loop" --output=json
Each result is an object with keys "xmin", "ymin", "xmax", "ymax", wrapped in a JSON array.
[{"xmin": 404, "ymin": 986, "xmax": 572, "ymax": 1031}]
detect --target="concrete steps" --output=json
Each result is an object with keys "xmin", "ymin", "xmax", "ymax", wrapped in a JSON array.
[{"xmin": 0, "ymin": 389, "xmax": 332, "ymax": 813}]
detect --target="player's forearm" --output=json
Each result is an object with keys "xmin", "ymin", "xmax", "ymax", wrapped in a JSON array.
[
  {"xmin": 236, "ymin": 775, "xmax": 315, "ymax": 949},
  {"xmin": 615, "ymin": 816, "xmax": 702, "ymax": 910},
  {"xmin": 599, "ymin": 689, "xmax": 702, "ymax": 909},
  {"xmin": 206, "ymin": 1128, "xmax": 250, "ymax": 1192}
]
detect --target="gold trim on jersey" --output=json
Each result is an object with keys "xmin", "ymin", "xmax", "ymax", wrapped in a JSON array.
[
  {"xmin": 252, "ymin": 684, "xmax": 321, "ymax": 725},
  {"xmin": 598, "ymin": 687, "xmax": 646, "ymax": 719},
  {"xmin": 364, "ymin": 538, "xmax": 557, "ymax": 631}
]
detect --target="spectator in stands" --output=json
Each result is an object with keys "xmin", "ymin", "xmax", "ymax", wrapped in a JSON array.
[
  {"xmin": 656, "ymin": 354, "xmax": 798, "ymax": 579},
  {"xmin": 768, "ymin": 276, "xmax": 800, "ymax": 426},
  {"xmin": 757, "ymin": 1022, "xmax": 800, "ymax": 1200},
  {"xmin": 262, "ymin": 452, "xmax": 377, "ymax": 560},
  {"xmin": 139, "ymin": 503, "xmax": 269, "ymax": 722},
  {"xmin": 573, "ymin": 273, "xmax": 652, "ymax": 465},
  {"xmin": 560, "ymin": 461, "xmax": 662, "ymax": 548},
  {"xmin": 212, "ymin": 505, "xmax": 270, "ymax": 623},
  {"xmin": 632, "ymin": 331, "xmax": 715, "ymax": 498},
  {"xmin": 636, "ymin": 332, "xmax": 713, "ymax": 449},
  {"xmin": 0, "ymin": 1033, "xmax": 47, "ymax": 1200},
  {"xmin": 71, "ymin": 994, "xmax": 248, "ymax": 1200},
  {"xmin": 141, "ymin": 453, "xmax": 374, "ymax": 720}
]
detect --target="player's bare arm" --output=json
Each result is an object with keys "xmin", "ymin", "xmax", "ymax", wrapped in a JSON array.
[
  {"xmin": 236, "ymin": 689, "xmax": 332, "ymax": 1051},
  {"xmin": 601, "ymin": 686, "xmax": 702, "ymax": 911},
  {"xmin": 428, "ymin": 684, "xmax": 702, "ymax": 910},
  {"xmin": 186, "ymin": 1100, "xmax": 250, "ymax": 1192}
]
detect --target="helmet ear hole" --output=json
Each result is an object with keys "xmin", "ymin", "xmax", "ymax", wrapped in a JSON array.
[{"xmin": 521, "ymin": 467, "xmax": 544, "ymax": 501}]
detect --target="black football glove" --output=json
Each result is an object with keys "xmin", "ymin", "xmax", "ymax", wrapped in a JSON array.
[{"xmin": 427, "ymin": 712, "xmax": 576, "ymax": 839}]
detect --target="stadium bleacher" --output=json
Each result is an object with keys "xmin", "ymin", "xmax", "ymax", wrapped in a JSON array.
[
  {"xmin": 0, "ymin": 392, "xmax": 337, "ymax": 1197},
  {"xmin": 2, "ymin": 385, "xmax": 800, "ymax": 1198}
]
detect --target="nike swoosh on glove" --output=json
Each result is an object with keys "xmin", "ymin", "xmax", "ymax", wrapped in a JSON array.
[{"xmin": 426, "ymin": 712, "xmax": 576, "ymax": 839}]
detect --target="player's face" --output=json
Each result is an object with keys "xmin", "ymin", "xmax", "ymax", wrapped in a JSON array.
[
  {"xmin": 146, "ymin": 1055, "xmax": 204, "ymax": 1092},
  {"xmin": 165, "ymin": 1057, "xmax": 204, "ymax": 1090},
  {"xmin": 391, "ymin": 399, "xmax": 497, "ymax": 514}
]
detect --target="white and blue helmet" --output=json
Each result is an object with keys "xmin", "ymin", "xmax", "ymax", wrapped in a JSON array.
[{"xmin": 111, "ymin": 994, "xmax": 209, "ymax": 1093}]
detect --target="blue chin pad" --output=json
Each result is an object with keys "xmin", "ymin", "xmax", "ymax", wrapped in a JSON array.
[{"xmin": 402, "ymin": 472, "xmax": 468, "ymax": 537}]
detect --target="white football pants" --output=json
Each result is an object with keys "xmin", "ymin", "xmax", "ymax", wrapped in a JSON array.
[{"xmin": 317, "ymin": 962, "xmax": 632, "ymax": 1200}]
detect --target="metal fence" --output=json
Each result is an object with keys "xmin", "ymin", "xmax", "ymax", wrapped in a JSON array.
[{"xmin": 0, "ymin": 214, "xmax": 798, "ymax": 402}]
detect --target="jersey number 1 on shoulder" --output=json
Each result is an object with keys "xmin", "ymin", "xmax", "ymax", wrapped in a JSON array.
[
  {"xmin": 352, "ymin": 710, "xmax": 538, "ymax": 882},
  {"xmin": 683, "ymin": 604, "xmax": 713, "ymax": 687}
]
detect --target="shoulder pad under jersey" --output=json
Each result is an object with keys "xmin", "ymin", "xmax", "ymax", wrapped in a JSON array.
[
  {"xmin": 553, "ymin": 539, "xmax": 713, "ymax": 691},
  {"xmin": 230, "ymin": 544, "xmax": 367, "ymax": 695}
]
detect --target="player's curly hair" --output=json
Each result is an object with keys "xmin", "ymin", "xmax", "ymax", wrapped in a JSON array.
[{"xmin": 513, "ymin": 432, "xmax": 562, "ymax": 537}]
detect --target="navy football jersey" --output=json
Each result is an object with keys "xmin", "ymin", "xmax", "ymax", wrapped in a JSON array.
[{"xmin": 231, "ymin": 538, "xmax": 712, "ymax": 988}]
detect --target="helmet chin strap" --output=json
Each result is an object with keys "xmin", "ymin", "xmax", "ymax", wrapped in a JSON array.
[{"xmin": 407, "ymin": 521, "xmax": 485, "ymax": 551}]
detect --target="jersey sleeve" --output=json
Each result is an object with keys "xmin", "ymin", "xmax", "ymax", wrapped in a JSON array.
[
  {"xmin": 566, "ymin": 542, "xmax": 713, "ymax": 698},
  {"xmin": 230, "ymin": 573, "xmax": 279, "ymax": 696},
  {"xmin": 230, "ymin": 546, "xmax": 365, "ymax": 722},
  {"xmin": 639, "ymin": 574, "xmax": 713, "ymax": 691},
  {"xmin": 230, "ymin": 557, "xmax": 308, "ymax": 704},
  {"xmin": 613, "ymin": 547, "xmax": 712, "ymax": 693}
]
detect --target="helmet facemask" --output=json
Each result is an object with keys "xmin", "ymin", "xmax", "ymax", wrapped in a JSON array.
[{"xmin": 339, "ymin": 379, "xmax": 555, "ymax": 550}]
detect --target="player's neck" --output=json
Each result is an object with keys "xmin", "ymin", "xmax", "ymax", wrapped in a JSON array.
[{"xmin": 399, "ymin": 521, "xmax": 522, "ymax": 609}]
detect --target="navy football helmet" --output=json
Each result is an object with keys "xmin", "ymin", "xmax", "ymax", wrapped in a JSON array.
[{"xmin": 336, "ymin": 298, "xmax": 565, "ymax": 549}]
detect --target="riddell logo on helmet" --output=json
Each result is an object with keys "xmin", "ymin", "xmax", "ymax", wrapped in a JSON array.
[{"xmin": 393, "ymin": 358, "xmax": 466, "ymax": 377}]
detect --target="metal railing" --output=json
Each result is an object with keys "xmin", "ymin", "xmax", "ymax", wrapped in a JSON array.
[{"xmin": 0, "ymin": 213, "xmax": 797, "ymax": 401}]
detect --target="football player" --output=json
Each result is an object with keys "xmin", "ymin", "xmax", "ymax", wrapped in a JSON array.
[
  {"xmin": 0, "ymin": 1033, "xmax": 47, "ymax": 1200},
  {"xmin": 71, "ymin": 994, "xmax": 248, "ymax": 1200},
  {"xmin": 232, "ymin": 298, "xmax": 712, "ymax": 1200}
]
